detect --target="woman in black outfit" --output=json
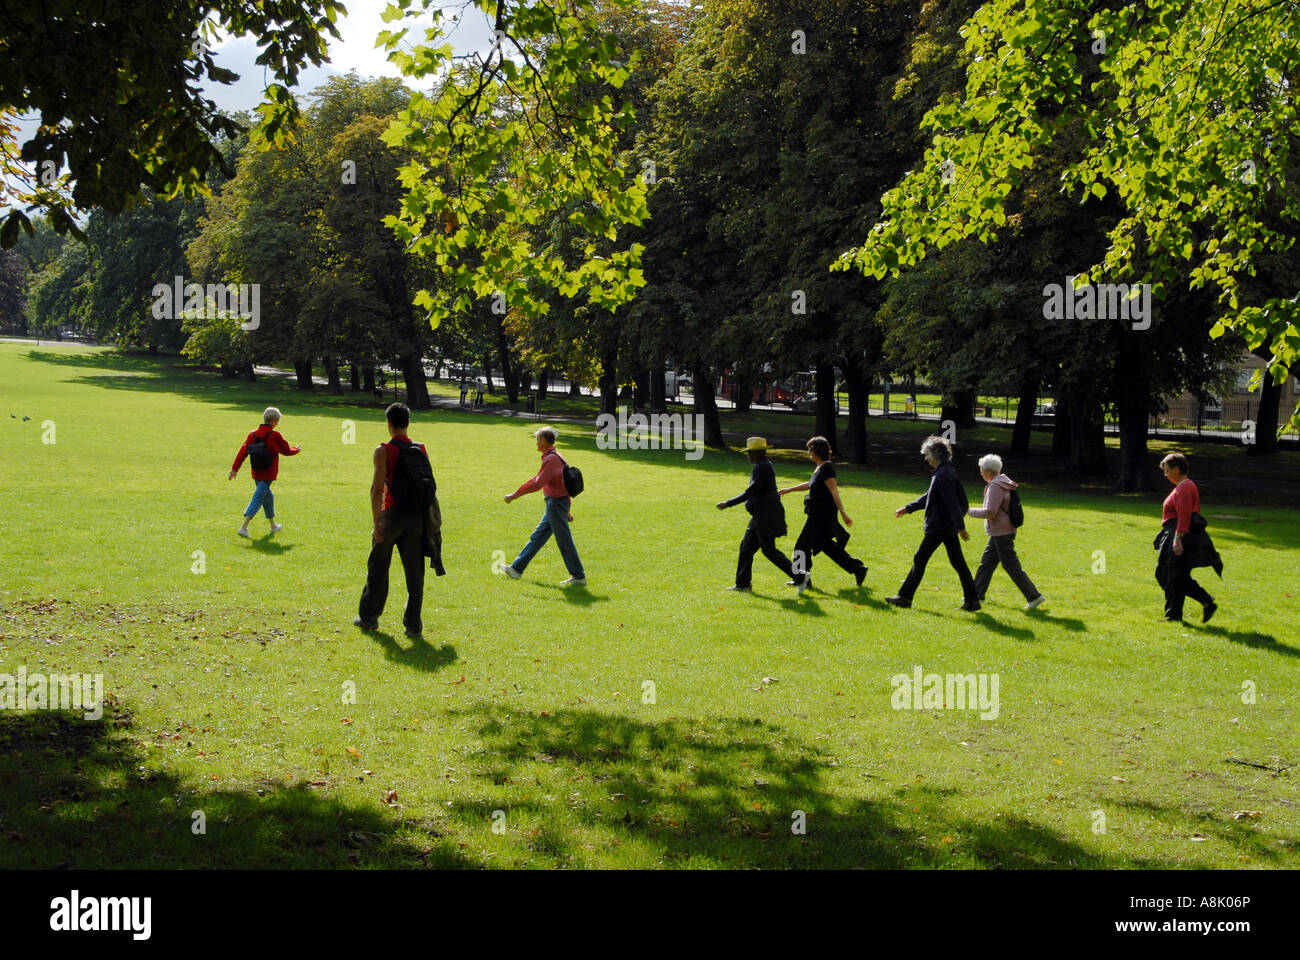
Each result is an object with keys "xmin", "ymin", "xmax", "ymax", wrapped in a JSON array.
[
  {"xmin": 779, "ymin": 436, "xmax": 867, "ymax": 591},
  {"xmin": 716, "ymin": 436, "xmax": 799, "ymax": 593},
  {"xmin": 886, "ymin": 436, "xmax": 980, "ymax": 611}
]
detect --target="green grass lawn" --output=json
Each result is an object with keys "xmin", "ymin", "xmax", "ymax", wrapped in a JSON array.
[{"xmin": 1, "ymin": 343, "xmax": 1297, "ymax": 869}]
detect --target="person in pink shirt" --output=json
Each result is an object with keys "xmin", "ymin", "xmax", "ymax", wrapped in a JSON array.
[
  {"xmin": 501, "ymin": 427, "xmax": 586, "ymax": 586},
  {"xmin": 1158, "ymin": 452, "xmax": 1217, "ymax": 623}
]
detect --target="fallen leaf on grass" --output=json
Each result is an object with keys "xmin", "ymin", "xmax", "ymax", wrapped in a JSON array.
[
  {"xmin": 1232, "ymin": 810, "xmax": 1262, "ymax": 820},
  {"xmin": 383, "ymin": 790, "xmax": 398, "ymax": 805},
  {"xmin": 344, "ymin": 746, "xmax": 361, "ymax": 758}
]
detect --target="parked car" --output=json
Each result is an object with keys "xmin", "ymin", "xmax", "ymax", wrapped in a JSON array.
[{"xmin": 791, "ymin": 392, "xmax": 818, "ymax": 414}]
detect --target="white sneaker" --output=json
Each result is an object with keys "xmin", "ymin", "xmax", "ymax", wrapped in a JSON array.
[
  {"xmin": 269, "ymin": 522, "xmax": 283, "ymax": 534},
  {"xmin": 1026, "ymin": 594, "xmax": 1046, "ymax": 610},
  {"xmin": 796, "ymin": 575, "xmax": 811, "ymax": 596},
  {"xmin": 502, "ymin": 564, "xmax": 521, "ymax": 580},
  {"xmin": 561, "ymin": 576, "xmax": 587, "ymax": 587},
  {"xmin": 237, "ymin": 527, "xmax": 251, "ymax": 538}
]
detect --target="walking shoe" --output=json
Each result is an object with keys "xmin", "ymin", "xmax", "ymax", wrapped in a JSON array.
[
  {"xmin": 1202, "ymin": 601, "xmax": 1217, "ymax": 624},
  {"xmin": 352, "ymin": 616, "xmax": 378, "ymax": 631},
  {"xmin": 269, "ymin": 522, "xmax": 283, "ymax": 534},
  {"xmin": 726, "ymin": 585, "xmax": 752, "ymax": 592},
  {"xmin": 885, "ymin": 595, "xmax": 911, "ymax": 608},
  {"xmin": 1026, "ymin": 594, "xmax": 1046, "ymax": 611},
  {"xmin": 405, "ymin": 627, "xmax": 424, "ymax": 641},
  {"xmin": 958, "ymin": 600, "xmax": 981, "ymax": 612},
  {"xmin": 854, "ymin": 566, "xmax": 868, "ymax": 588},
  {"xmin": 237, "ymin": 527, "xmax": 251, "ymax": 539},
  {"xmin": 796, "ymin": 575, "xmax": 811, "ymax": 596},
  {"xmin": 560, "ymin": 576, "xmax": 587, "ymax": 587},
  {"xmin": 502, "ymin": 564, "xmax": 521, "ymax": 580}
]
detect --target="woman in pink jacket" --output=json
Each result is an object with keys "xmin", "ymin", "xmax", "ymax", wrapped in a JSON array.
[{"xmin": 967, "ymin": 454, "xmax": 1045, "ymax": 611}]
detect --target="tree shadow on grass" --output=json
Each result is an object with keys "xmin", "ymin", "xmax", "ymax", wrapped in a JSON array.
[
  {"xmin": 438, "ymin": 704, "xmax": 1180, "ymax": 869},
  {"xmin": 1110, "ymin": 798, "xmax": 1296, "ymax": 866},
  {"xmin": 0, "ymin": 711, "xmax": 467, "ymax": 869}
]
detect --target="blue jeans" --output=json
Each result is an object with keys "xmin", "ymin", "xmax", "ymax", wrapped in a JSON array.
[
  {"xmin": 512, "ymin": 496, "xmax": 584, "ymax": 578},
  {"xmin": 244, "ymin": 480, "xmax": 275, "ymax": 519}
]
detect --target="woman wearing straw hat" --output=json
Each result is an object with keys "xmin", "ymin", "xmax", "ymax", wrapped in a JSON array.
[{"xmin": 716, "ymin": 437, "xmax": 802, "ymax": 593}]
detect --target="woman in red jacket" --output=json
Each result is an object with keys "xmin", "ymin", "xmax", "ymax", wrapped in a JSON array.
[{"xmin": 228, "ymin": 407, "xmax": 301, "ymax": 538}]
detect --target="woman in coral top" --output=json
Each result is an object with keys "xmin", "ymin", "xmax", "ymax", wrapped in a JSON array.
[{"xmin": 1158, "ymin": 452, "xmax": 1217, "ymax": 623}]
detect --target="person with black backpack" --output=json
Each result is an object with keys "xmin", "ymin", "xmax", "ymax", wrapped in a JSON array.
[
  {"xmin": 886, "ymin": 436, "xmax": 981, "ymax": 611},
  {"xmin": 968, "ymin": 454, "xmax": 1045, "ymax": 611},
  {"xmin": 228, "ymin": 406, "xmax": 301, "ymax": 538},
  {"xmin": 355, "ymin": 403, "xmax": 440, "ymax": 639},
  {"xmin": 501, "ymin": 426, "xmax": 586, "ymax": 586}
]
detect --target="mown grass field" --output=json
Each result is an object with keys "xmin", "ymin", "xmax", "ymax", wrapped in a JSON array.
[{"xmin": 1, "ymin": 342, "xmax": 1297, "ymax": 869}]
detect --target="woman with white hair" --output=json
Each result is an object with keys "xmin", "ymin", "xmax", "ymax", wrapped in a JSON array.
[
  {"xmin": 886, "ymin": 436, "xmax": 980, "ymax": 610},
  {"xmin": 968, "ymin": 454, "xmax": 1045, "ymax": 610}
]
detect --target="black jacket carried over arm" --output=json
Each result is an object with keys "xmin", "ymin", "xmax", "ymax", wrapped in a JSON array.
[
  {"xmin": 1153, "ymin": 513, "xmax": 1221, "ymax": 589},
  {"xmin": 904, "ymin": 462, "xmax": 969, "ymax": 535},
  {"xmin": 724, "ymin": 459, "xmax": 787, "ymax": 539}
]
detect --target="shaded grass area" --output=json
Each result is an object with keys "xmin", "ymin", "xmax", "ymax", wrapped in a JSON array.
[{"xmin": 1, "ymin": 343, "xmax": 1297, "ymax": 869}]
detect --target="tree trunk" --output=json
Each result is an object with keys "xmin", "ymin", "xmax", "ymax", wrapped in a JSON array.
[
  {"xmin": 1247, "ymin": 352, "xmax": 1285, "ymax": 456},
  {"xmin": 941, "ymin": 388, "xmax": 976, "ymax": 430},
  {"xmin": 294, "ymin": 360, "xmax": 314, "ymax": 390},
  {"xmin": 351, "ymin": 362, "xmax": 361, "ymax": 391},
  {"xmin": 244, "ymin": 363, "xmax": 256, "ymax": 383},
  {"xmin": 400, "ymin": 354, "xmax": 430, "ymax": 408},
  {"xmin": 538, "ymin": 367, "xmax": 550, "ymax": 399},
  {"xmin": 364, "ymin": 366, "xmax": 376, "ymax": 395},
  {"xmin": 1068, "ymin": 401, "xmax": 1108, "ymax": 475},
  {"xmin": 1011, "ymin": 379, "xmax": 1037, "ymax": 455},
  {"xmin": 696, "ymin": 373, "xmax": 724, "ymax": 448},
  {"xmin": 734, "ymin": 372, "xmax": 752, "ymax": 413},
  {"xmin": 220, "ymin": 364, "xmax": 237, "ymax": 379},
  {"xmin": 1114, "ymin": 340, "xmax": 1153, "ymax": 491},
  {"xmin": 569, "ymin": 378, "xmax": 582, "ymax": 397},
  {"xmin": 814, "ymin": 362, "xmax": 838, "ymax": 452},
  {"xmin": 1051, "ymin": 392, "xmax": 1071, "ymax": 458},
  {"xmin": 599, "ymin": 342, "xmax": 618, "ymax": 416},
  {"xmin": 842, "ymin": 361, "xmax": 869, "ymax": 464},
  {"xmin": 651, "ymin": 368, "xmax": 667, "ymax": 413},
  {"xmin": 633, "ymin": 368, "xmax": 648, "ymax": 410},
  {"xmin": 482, "ymin": 357, "xmax": 493, "ymax": 394},
  {"xmin": 494, "ymin": 319, "xmax": 517, "ymax": 405},
  {"xmin": 324, "ymin": 357, "xmax": 344, "ymax": 395}
]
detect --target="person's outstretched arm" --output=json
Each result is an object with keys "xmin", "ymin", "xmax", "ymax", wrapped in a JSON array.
[
  {"xmin": 718, "ymin": 464, "xmax": 764, "ymax": 509},
  {"xmin": 505, "ymin": 454, "xmax": 560, "ymax": 503},
  {"xmin": 272, "ymin": 432, "xmax": 301, "ymax": 456}
]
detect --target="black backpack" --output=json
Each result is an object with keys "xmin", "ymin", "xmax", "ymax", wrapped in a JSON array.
[
  {"xmin": 389, "ymin": 438, "xmax": 437, "ymax": 514},
  {"xmin": 1007, "ymin": 488, "xmax": 1025, "ymax": 528},
  {"xmin": 561, "ymin": 457, "xmax": 584, "ymax": 498},
  {"xmin": 248, "ymin": 430, "xmax": 274, "ymax": 470}
]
